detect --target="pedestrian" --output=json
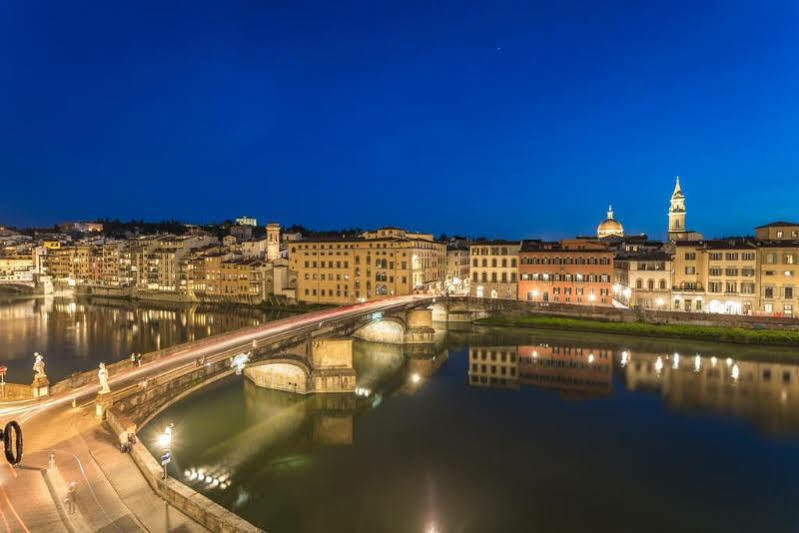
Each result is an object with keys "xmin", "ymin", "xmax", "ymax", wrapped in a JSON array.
[
  {"xmin": 130, "ymin": 353, "xmax": 136, "ymax": 367},
  {"xmin": 48, "ymin": 453, "xmax": 55, "ymax": 470},
  {"xmin": 137, "ymin": 353, "xmax": 142, "ymax": 367},
  {"xmin": 119, "ymin": 429, "xmax": 130, "ymax": 453},
  {"xmin": 65, "ymin": 481, "xmax": 77, "ymax": 514}
]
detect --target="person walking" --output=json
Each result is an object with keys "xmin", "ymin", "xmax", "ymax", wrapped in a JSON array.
[{"xmin": 65, "ymin": 481, "xmax": 77, "ymax": 514}]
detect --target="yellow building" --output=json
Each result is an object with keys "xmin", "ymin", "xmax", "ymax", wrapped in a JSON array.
[
  {"xmin": 445, "ymin": 246, "xmax": 470, "ymax": 295},
  {"xmin": 469, "ymin": 240, "xmax": 519, "ymax": 299},
  {"xmin": 757, "ymin": 242, "xmax": 797, "ymax": 317},
  {"xmin": 289, "ymin": 227, "xmax": 445, "ymax": 304},
  {"xmin": 614, "ymin": 251, "xmax": 672, "ymax": 309},
  {"xmin": 672, "ymin": 238, "xmax": 759, "ymax": 314},
  {"xmin": 0, "ymin": 255, "xmax": 34, "ymax": 281}
]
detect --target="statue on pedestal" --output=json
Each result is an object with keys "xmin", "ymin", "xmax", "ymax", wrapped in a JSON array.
[
  {"xmin": 98, "ymin": 363, "xmax": 110, "ymax": 394},
  {"xmin": 33, "ymin": 352, "xmax": 46, "ymax": 379},
  {"xmin": 32, "ymin": 352, "xmax": 50, "ymax": 398}
]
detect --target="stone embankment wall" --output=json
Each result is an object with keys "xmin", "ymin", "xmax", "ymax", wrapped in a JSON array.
[
  {"xmin": 106, "ymin": 409, "xmax": 263, "ymax": 533},
  {"xmin": 0, "ymin": 383, "xmax": 33, "ymax": 400},
  {"xmin": 455, "ymin": 297, "xmax": 799, "ymax": 331}
]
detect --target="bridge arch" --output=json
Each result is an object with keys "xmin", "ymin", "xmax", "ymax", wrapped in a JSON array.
[
  {"xmin": 0, "ymin": 281, "xmax": 35, "ymax": 295},
  {"xmin": 243, "ymin": 355, "xmax": 312, "ymax": 394},
  {"xmin": 352, "ymin": 316, "xmax": 407, "ymax": 344}
]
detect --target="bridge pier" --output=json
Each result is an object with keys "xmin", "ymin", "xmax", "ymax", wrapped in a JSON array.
[{"xmin": 404, "ymin": 309, "xmax": 435, "ymax": 344}]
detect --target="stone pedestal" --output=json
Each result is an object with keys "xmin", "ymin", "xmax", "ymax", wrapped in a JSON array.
[
  {"xmin": 32, "ymin": 376, "xmax": 49, "ymax": 399},
  {"xmin": 95, "ymin": 392, "xmax": 113, "ymax": 420}
]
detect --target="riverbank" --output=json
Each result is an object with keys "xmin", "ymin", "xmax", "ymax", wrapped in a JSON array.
[
  {"xmin": 77, "ymin": 285, "xmax": 332, "ymax": 315},
  {"xmin": 476, "ymin": 314, "xmax": 799, "ymax": 346}
]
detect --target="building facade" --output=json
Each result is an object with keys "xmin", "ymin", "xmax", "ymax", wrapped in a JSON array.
[
  {"xmin": 469, "ymin": 240, "xmax": 519, "ymax": 299},
  {"xmin": 518, "ymin": 239, "xmax": 614, "ymax": 305},
  {"xmin": 757, "ymin": 241, "xmax": 798, "ymax": 317},
  {"xmin": 672, "ymin": 238, "xmax": 759, "ymax": 314},
  {"xmin": 445, "ymin": 246, "xmax": 470, "ymax": 295},
  {"xmin": 289, "ymin": 227, "xmax": 445, "ymax": 304},
  {"xmin": 614, "ymin": 251, "xmax": 672, "ymax": 309}
]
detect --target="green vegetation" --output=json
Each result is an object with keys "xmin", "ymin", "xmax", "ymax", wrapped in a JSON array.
[{"xmin": 476, "ymin": 314, "xmax": 799, "ymax": 346}]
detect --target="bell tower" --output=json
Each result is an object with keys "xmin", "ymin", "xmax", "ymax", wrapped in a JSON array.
[
  {"xmin": 668, "ymin": 176, "xmax": 686, "ymax": 237},
  {"xmin": 266, "ymin": 222, "xmax": 281, "ymax": 261}
]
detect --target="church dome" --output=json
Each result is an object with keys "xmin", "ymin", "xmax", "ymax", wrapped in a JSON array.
[{"xmin": 597, "ymin": 205, "xmax": 624, "ymax": 238}]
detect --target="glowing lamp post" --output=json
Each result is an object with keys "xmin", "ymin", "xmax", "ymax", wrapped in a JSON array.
[{"xmin": 158, "ymin": 423, "xmax": 174, "ymax": 480}]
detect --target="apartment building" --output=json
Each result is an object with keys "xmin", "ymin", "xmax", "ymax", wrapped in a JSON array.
[
  {"xmin": 289, "ymin": 227, "xmax": 446, "ymax": 304},
  {"xmin": 469, "ymin": 240, "xmax": 519, "ymax": 299},
  {"xmin": 614, "ymin": 251, "xmax": 672, "ymax": 309},
  {"xmin": 518, "ymin": 239, "xmax": 613, "ymax": 305},
  {"xmin": 0, "ymin": 254, "xmax": 34, "ymax": 281},
  {"xmin": 445, "ymin": 245, "xmax": 470, "ymax": 294},
  {"xmin": 757, "ymin": 241, "xmax": 798, "ymax": 317},
  {"xmin": 672, "ymin": 238, "xmax": 758, "ymax": 314}
]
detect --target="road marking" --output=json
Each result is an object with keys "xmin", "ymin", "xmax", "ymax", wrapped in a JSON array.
[
  {"xmin": 0, "ymin": 481, "xmax": 29, "ymax": 533},
  {"xmin": 0, "ymin": 502, "xmax": 11, "ymax": 533}
]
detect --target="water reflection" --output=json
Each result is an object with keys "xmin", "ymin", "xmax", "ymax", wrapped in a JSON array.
[
  {"xmin": 0, "ymin": 296, "xmax": 286, "ymax": 382},
  {"xmin": 469, "ymin": 344, "xmax": 613, "ymax": 399},
  {"xmin": 624, "ymin": 351, "xmax": 799, "ymax": 436},
  {"xmin": 144, "ymin": 331, "xmax": 799, "ymax": 533},
  {"xmin": 469, "ymin": 341, "xmax": 799, "ymax": 436}
]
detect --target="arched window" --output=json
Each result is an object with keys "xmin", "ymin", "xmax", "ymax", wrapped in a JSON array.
[
  {"xmin": 648, "ymin": 279, "xmax": 655, "ymax": 290},
  {"xmin": 636, "ymin": 279, "xmax": 643, "ymax": 289},
  {"xmin": 659, "ymin": 279, "xmax": 667, "ymax": 290}
]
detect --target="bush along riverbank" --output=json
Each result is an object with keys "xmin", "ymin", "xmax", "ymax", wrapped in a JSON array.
[{"xmin": 475, "ymin": 314, "xmax": 799, "ymax": 346}]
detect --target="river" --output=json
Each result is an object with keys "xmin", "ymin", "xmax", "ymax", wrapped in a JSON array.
[
  {"xmin": 140, "ymin": 325, "xmax": 799, "ymax": 533},
  {"xmin": 0, "ymin": 296, "xmax": 289, "ymax": 383}
]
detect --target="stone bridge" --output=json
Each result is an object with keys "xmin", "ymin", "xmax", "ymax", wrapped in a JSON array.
[
  {"xmin": 0, "ymin": 280, "xmax": 36, "ymax": 295},
  {"xmin": 106, "ymin": 296, "xmax": 444, "ymax": 424}
]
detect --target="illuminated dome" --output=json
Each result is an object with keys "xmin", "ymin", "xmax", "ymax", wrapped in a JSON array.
[{"xmin": 597, "ymin": 205, "xmax": 624, "ymax": 238}]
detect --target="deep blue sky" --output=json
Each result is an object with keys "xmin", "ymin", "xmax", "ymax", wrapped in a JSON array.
[{"xmin": 2, "ymin": 1, "xmax": 798, "ymax": 240}]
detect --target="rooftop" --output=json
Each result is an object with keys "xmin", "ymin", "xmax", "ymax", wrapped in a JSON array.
[
  {"xmin": 755, "ymin": 221, "xmax": 799, "ymax": 229},
  {"xmin": 470, "ymin": 239, "xmax": 520, "ymax": 247}
]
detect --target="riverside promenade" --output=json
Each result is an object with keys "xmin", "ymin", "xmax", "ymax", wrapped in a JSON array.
[{"xmin": 0, "ymin": 294, "xmax": 432, "ymax": 532}]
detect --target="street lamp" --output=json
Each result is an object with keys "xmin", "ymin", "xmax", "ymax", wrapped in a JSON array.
[{"xmin": 158, "ymin": 423, "xmax": 174, "ymax": 480}]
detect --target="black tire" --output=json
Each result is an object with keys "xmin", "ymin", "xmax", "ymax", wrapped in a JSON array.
[{"xmin": 3, "ymin": 421, "xmax": 22, "ymax": 465}]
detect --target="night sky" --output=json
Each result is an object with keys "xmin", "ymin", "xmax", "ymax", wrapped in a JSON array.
[{"xmin": 2, "ymin": 1, "xmax": 798, "ymax": 240}]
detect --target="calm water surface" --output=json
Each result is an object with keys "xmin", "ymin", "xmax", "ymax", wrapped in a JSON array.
[
  {"xmin": 143, "ymin": 327, "xmax": 799, "ymax": 533},
  {"xmin": 0, "ymin": 296, "xmax": 287, "ymax": 382}
]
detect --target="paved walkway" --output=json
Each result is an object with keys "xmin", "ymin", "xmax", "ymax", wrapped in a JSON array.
[{"xmin": 2, "ymin": 401, "xmax": 207, "ymax": 532}]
